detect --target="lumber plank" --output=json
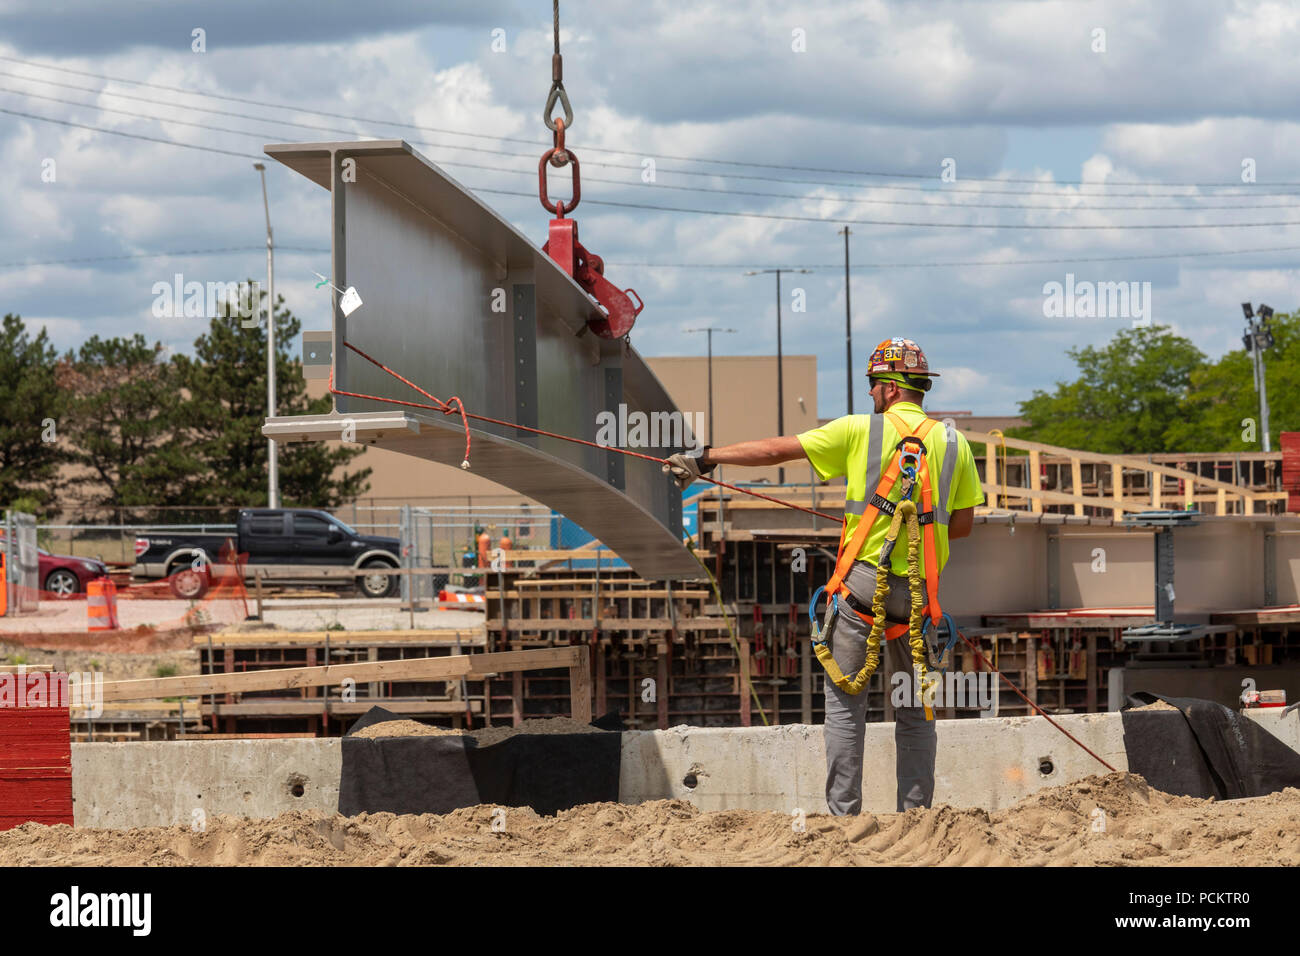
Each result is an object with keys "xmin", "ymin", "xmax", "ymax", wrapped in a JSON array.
[
  {"xmin": 196, "ymin": 629, "xmax": 487, "ymax": 647},
  {"xmin": 101, "ymin": 656, "xmax": 477, "ymax": 701},
  {"xmin": 200, "ymin": 699, "xmax": 482, "ymax": 716}
]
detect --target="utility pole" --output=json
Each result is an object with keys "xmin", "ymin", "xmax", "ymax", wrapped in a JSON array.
[
  {"xmin": 1241, "ymin": 303, "xmax": 1275, "ymax": 452},
  {"xmin": 838, "ymin": 227, "xmax": 853, "ymax": 414},
  {"xmin": 253, "ymin": 163, "xmax": 279, "ymax": 507},
  {"xmin": 745, "ymin": 268, "xmax": 812, "ymax": 485},
  {"xmin": 684, "ymin": 327, "xmax": 737, "ymax": 448}
]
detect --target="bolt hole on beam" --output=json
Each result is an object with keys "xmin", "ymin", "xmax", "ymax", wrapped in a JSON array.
[
  {"xmin": 1038, "ymin": 757, "xmax": 1055, "ymax": 776},
  {"xmin": 682, "ymin": 773, "xmax": 698, "ymax": 790}
]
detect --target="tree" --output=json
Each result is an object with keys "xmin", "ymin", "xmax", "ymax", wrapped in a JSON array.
[
  {"xmin": 0, "ymin": 314, "xmax": 67, "ymax": 513},
  {"xmin": 171, "ymin": 286, "xmax": 370, "ymax": 508},
  {"xmin": 1011, "ymin": 325, "xmax": 1206, "ymax": 454},
  {"xmin": 1168, "ymin": 309, "xmax": 1299, "ymax": 451},
  {"xmin": 55, "ymin": 334, "xmax": 195, "ymax": 519}
]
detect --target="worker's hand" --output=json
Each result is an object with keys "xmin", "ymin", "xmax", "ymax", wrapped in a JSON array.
[{"xmin": 661, "ymin": 449, "xmax": 714, "ymax": 490}]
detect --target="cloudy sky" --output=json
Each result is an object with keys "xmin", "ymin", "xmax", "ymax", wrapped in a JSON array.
[{"xmin": 2, "ymin": 0, "xmax": 1298, "ymax": 418}]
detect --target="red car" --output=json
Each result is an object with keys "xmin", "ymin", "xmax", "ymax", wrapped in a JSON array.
[
  {"xmin": 0, "ymin": 534, "xmax": 109, "ymax": 599},
  {"xmin": 38, "ymin": 548, "xmax": 110, "ymax": 599}
]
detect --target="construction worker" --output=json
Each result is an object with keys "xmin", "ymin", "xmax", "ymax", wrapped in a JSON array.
[{"xmin": 662, "ymin": 337, "xmax": 984, "ymax": 814}]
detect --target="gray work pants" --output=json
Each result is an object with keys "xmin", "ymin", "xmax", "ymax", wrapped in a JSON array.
[{"xmin": 823, "ymin": 560, "xmax": 937, "ymax": 815}]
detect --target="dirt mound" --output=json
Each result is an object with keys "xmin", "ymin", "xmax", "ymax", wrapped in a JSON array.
[
  {"xmin": 1129, "ymin": 700, "xmax": 1180, "ymax": 711},
  {"xmin": 6, "ymin": 772, "xmax": 1299, "ymax": 866},
  {"xmin": 352, "ymin": 720, "xmax": 461, "ymax": 739},
  {"xmin": 352, "ymin": 716, "xmax": 612, "ymax": 746}
]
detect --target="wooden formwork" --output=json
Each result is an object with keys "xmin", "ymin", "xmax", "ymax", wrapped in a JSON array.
[
  {"xmin": 190, "ymin": 627, "xmax": 489, "ymax": 735},
  {"xmin": 97, "ymin": 644, "xmax": 591, "ymax": 738}
]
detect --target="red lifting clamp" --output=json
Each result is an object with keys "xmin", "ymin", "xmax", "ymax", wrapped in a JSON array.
[{"xmin": 539, "ymin": 121, "xmax": 644, "ymax": 339}]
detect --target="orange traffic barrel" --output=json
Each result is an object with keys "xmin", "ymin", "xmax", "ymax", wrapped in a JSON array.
[
  {"xmin": 439, "ymin": 590, "xmax": 485, "ymax": 604},
  {"xmin": 87, "ymin": 577, "xmax": 119, "ymax": 631}
]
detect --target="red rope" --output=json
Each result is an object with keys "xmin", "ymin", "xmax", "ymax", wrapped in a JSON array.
[
  {"xmin": 330, "ymin": 340, "xmax": 1116, "ymax": 773},
  {"xmin": 335, "ymin": 341, "xmax": 839, "ymax": 520},
  {"xmin": 955, "ymin": 632, "xmax": 1116, "ymax": 772}
]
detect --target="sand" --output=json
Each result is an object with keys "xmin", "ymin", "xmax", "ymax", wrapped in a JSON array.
[
  {"xmin": 4, "ymin": 773, "xmax": 1298, "ymax": 866},
  {"xmin": 351, "ymin": 716, "xmax": 611, "ymax": 746}
]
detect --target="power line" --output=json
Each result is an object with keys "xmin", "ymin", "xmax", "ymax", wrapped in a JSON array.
[
  {"xmin": 8, "ymin": 242, "xmax": 1299, "ymax": 274},
  {"xmin": 6, "ymin": 102, "xmax": 1298, "ymax": 233},
  {"xmin": 605, "ymin": 243, "xmax": 1300, "ymax": 269},
  {"xmin": 0, "ymin": 104, "xmax": 263, "ymax": 159},
  {"xmin": 0, "ymin": 245, "xmax": 328, "ymax": 271},
  {"xmin": 3, "ymin": 53, "xmax": 1299, "ymax": 195},
  {"xmin": 474, "ymin": 187, "xmax": 1300, "ymax": 230},
  {"xmin": 10, "ymin": 82, "xmax": 1297, "ymax": 214}
]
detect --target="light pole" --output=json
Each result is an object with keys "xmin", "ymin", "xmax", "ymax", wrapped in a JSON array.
[
  {"xmin": 684, "ymin": 326, "xmax": 737, "ymax": 447},
  {"xmin": 1241, "ymin": 302, "xmax": 1275, "ymax": 452},
  {"xmin": 253, "ymin": 163, "xmax": 278, "ymax": 508},
  {"xmin": 838, "ymin": 227, "xmax": 853, "ymax": 415},
  {"xmin": 745, "ymin": 268, "xmax": 812, "ymax": 484}
]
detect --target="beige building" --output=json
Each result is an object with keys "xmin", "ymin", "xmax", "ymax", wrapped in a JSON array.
[{"xmin": 306, "ymin": 354, "xmax": 822, "ymax": 507}]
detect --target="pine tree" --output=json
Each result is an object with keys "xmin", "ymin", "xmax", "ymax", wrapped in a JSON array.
[
  {"xmin": 56, "ymin": 334, "xmax": 195, "ymax": 520},
  {"xmin": 171, "ymin": 286, "xmax": 370, "ymax": 508},
  {"xmin": 0, "ymin": 314, "xmax": 67, "ymax": 513}
]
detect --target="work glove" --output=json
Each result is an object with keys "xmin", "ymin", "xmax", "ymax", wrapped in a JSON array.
[{"xmin": 661, "ymin": 447, "xmax": 716, "ymax": 490}]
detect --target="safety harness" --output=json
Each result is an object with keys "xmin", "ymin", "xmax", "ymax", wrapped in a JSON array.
[{"xmin": 808, "ymin": 411, "xmax": 960, "ymax": 715}]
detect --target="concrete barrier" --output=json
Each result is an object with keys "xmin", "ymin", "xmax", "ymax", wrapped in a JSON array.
[
  {"xmin": 618, "ymin": 713, "xmax": 1129, "ymax": 813},
  {"xmin": 72, "ymin": 739, "xmax": 340, "ymax": 829},
  {"xmin": 68, "ymin": 709, "xmax": 1299, "ymax": 828}
]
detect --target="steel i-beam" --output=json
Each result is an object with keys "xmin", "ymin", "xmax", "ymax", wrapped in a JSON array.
[{"xmin": 262, "ymin": 140, "xmax": 701, "ymax": 580}]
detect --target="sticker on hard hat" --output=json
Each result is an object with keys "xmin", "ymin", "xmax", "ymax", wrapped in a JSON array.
[
  {"xmin": 881, "ymin": 347, "xmax": 901, "ymax": 360},
  {"xmin": 903, "ymin": 351, "xmax": 918, "ymax": 368}
]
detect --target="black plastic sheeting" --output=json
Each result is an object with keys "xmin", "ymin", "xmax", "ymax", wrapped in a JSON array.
[
  {"xmin": 1120, "ymin": 692, "xmax": 1300, "ymax": 800},
  {"xmin": 338, "ymin": 707, "xmax": 625, "ymax": 817}
]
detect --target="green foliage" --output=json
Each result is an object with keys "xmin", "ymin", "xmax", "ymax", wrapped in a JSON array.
[
  {"xmin": 170, "ymin": 285, "xmax": 370, "ymax": 508},
  {"xmin": 57, "ymin": 334, "xmax": 196, "ymax": 518},
  {"xmin": 1167, "ymin": 310, "xmax": 1299, "ymax": 451},
  {"xmin": 8, "ymin": 495, "xmax": 43, "ymax": 516},
  {"xmin": 1011, "ymin": 325, "xmax": 1207, "ymax": 454},
  {"xmin": 0, "ymin": 315, "xmax": 66, "ymax": 511},
  {"xmin": 0, "ymin": 293, "xmax": 370, "ymax": 514},
  {"xmin": 153, "ymin": 662, "xmax": 178, "ymax": 678}
]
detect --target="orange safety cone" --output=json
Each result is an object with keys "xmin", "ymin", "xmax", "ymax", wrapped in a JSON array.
[{"xmin": 87, "ymin": 577, "xmax": 119, "ymax": 631}]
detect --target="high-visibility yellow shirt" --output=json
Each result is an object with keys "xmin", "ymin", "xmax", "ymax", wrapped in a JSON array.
[{"xmin": 797, "ymin": 403, "xmax": 984, "ymax": 578}]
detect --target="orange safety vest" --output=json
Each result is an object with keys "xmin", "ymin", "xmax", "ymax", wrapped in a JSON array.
[{"xmin": 824, "ymin": 411, "xmax": 943, "ymax": 639}]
